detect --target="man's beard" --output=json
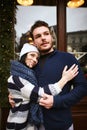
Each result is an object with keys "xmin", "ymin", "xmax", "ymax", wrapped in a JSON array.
[
  {"xmin": 39, "ymin": 43, "xmax": 53, "ymax": 54},
  {"xmin": 39, "ymin": 47, "xmax": 52, "ymax": 54}
]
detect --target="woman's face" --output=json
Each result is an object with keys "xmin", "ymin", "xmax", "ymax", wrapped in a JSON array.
[{"xmin": 25, "ymin": 52, "xmax": 39, "ymax": 68}]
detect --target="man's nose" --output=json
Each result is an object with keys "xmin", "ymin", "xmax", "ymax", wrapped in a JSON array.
[{"xmin": 41, "ymin": 34, "xmax": 45, "ymax": 39}]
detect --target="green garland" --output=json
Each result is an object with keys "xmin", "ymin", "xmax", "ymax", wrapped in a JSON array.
[{"xmin": 0, "ymin": 0, "xmax": 16, "ymax": 107}]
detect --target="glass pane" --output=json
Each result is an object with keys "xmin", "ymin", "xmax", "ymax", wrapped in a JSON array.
[{"xmin": 66, "ymin": 7, "xmax": 87, "ymax": 79}]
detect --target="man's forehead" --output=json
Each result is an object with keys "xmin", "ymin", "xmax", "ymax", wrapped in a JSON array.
[{"xmin": 33, "ymin": 26, "xmax": 49, "ymax": 34}]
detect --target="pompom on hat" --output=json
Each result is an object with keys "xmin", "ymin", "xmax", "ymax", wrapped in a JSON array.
[{"xmin": 19, "ymin": 43, "xmax": 39, "ymax": 59}]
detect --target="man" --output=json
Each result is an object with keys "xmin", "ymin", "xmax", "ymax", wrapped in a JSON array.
[{"xmin": 29, "ymin": 20, "xmax": 87, "ymax": 130}]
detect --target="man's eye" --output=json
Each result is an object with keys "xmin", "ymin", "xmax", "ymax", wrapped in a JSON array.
[
  {"xmin": 35, "ymin": 34, "xmax": 41, "ymax": 39},
  {"xmin": 45, "ymin": 32, "xmax": 50, "ymax": 35}
]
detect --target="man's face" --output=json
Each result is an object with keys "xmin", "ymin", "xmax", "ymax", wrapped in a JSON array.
[{"xmin": 33, "ymin": 26, "xmax": 54, "ymax": 54}]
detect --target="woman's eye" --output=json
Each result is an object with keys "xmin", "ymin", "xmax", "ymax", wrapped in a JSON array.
[{"xmin": 30, "ymin": 54, "xmax": 34, "ymax": 57}]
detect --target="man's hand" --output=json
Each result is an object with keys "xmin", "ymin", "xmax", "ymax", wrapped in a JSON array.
[
  {"xmin": 39, "ymin": 93, "xmax": 53, "ymax": 109},
  {"xmin": 8, "ymin": 94, "xmax": 15, "ymax": 108}
]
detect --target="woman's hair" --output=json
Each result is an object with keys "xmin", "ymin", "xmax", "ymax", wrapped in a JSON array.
[
  {"xmin": 19, "ymin": 53, "xmax": 27, "ymax": 67},
  {"xmin": 30, "ymin": 20, "xmax": 51, "ymax": 40}
]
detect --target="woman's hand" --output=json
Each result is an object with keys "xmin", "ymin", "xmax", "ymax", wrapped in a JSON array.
[
  {"xmin": 8, "ymin": 93, "xmax": 15, "ymax": 108},
  {"xmin": 55, "ymin": 64, "xmax": 79, "ymax": 90},
  {"xmin": 62, "ymin": 64, "xmax": 79, "ymax": 82}
]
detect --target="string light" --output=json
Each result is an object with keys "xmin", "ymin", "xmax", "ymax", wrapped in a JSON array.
[
  {"xmin": 67, "ymin": 0, "xmax": 85, "ymax": 8},
  {"xmin": 17, "ymin": 0, "xmax": 33, "ymax": 6}
]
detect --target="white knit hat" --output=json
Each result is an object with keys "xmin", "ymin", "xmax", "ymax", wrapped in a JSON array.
[{"xmin": 19, "ymin": 43, "xmax": 39, "ymax": 59}]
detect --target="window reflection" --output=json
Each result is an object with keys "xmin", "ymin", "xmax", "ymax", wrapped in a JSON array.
[{"xmin": 66, "ymin": 7, "xmax": 87, "ymax": 78}]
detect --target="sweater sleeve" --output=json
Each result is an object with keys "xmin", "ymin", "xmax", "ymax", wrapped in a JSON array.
[
  {"xmin": 12, "ymin": 76, "xmax": 63, "ymax": 103},
  {"xmin": 12, "ymin": 76, "xmax": 39, "ymax": 102},
  {"xmin": 48, "ymin": 83, "xmax": 62, "ymax": 95},
  {"xmin": 12, "ymin": 76, "xmax": 58, "ymax": 102},
  {"xmin": 19, "ymin": 76, "xmax": 62, "ymax": 100}
]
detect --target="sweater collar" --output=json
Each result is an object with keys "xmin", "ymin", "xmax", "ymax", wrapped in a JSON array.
[{"xmin": 40, "ymin": 49, "xmax": 57, "ymax": 58}]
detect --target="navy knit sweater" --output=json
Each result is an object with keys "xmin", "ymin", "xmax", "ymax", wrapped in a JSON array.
[{"xmin": 34, "ymin": 50, "xmax": 87, "ymax": 130}]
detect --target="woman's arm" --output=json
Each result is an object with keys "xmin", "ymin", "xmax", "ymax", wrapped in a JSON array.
[
  {"xmin": 48, "ymin": 64, "xmax": 78, "ymax": 95},
  {"xmin": 8, "ymin": 64, "xmax": 78, "ymax": 107}
]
